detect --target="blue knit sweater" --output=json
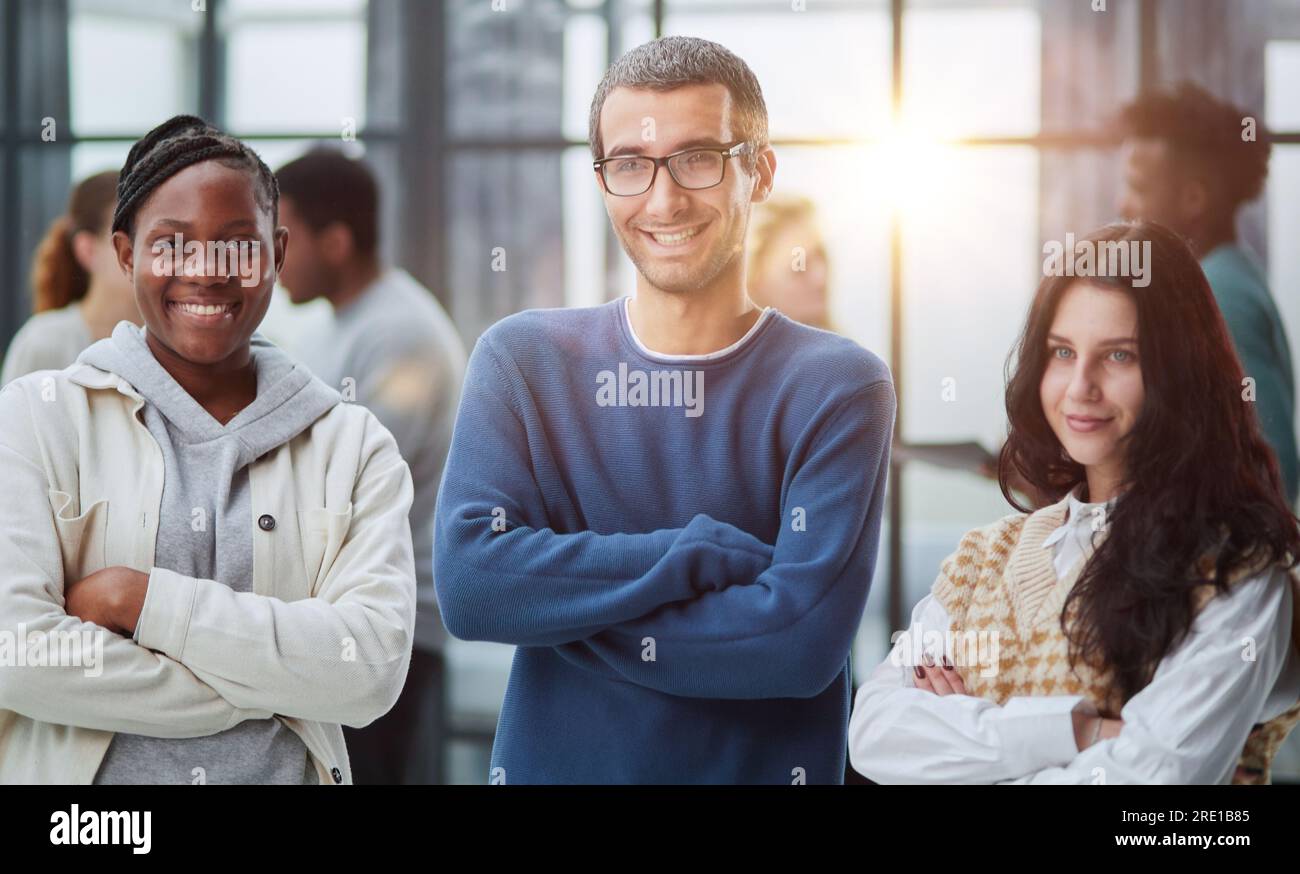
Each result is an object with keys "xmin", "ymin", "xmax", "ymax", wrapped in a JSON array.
[{"xmin": 433, "ymin": 298, "xmax": 896, "ymax": 783}]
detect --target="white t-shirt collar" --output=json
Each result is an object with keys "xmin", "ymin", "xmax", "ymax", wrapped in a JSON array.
[{"xmin": 621, "ymin": 295, "xmax": 772, "ymax": 362}]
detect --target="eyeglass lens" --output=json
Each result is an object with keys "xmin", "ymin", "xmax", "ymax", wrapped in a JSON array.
[{"xmin": 603, "ymin": 150, "xmax": 726, "ymax": 195}]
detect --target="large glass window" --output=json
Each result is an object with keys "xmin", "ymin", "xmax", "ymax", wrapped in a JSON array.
[
  {"xmin": 1267, "ymin": 25, "xmax": 1300, "ymax": 385},
  {"xmin": 665, "ymin": 1, "xmax": 892, "ymax": 140},
  {"xmin": 222, "ymin": 0, "xmax": 368, "ymax": 135},
  {"xmin": 902, "ymin": 0, "xmax": 1040, "ymax": 137},
  {"xmin": 70, "ymin": 0, "xmax": 200, "ymax": 136},
  {"xmin": 1264, "ymin": 0, "xmax": 1300, "ymax": 780},
  {"xmin": 3, "ymin": 0, "xmax": 1300, "ymax": 785}
]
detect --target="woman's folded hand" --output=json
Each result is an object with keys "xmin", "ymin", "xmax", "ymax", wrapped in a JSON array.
[
  {"xmin": 913, "ymin": 653, "xmax": 968, "ymax": 696},
  {"xmin": 913, "ymin": 654, "xmax": 1127, "ymax": 754},
  {"xmin": 64, "ymin": 566, "xmax": 149, "ymax": 637}
]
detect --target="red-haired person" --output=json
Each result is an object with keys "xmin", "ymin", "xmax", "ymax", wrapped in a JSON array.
[{"xmin": 1, "ymin": 170, "xmax": 140, "ymax": 383}]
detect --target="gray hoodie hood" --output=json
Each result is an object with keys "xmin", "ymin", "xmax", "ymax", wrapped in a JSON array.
[
  {"xmin": 80, "ymin": 320, "xmax": 334, "ymax": 786},
  {"xmin": 79, "ymin": 320, "xmax": 340, "ymax": 463}
]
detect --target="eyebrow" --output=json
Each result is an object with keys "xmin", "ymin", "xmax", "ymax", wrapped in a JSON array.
[
  {"xmin": 1047, "ymin": 333, "xmax": 1138, "ymax": 346},
  {"xmin": 604, "ymin": 138, "xmax": 729, "ymax": 158},
  {"xmin": 148, "ymin": 218, "xmax": 259, "ymax": 234}
]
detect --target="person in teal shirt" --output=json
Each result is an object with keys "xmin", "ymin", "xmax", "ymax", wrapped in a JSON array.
[
  {"xmin": 1118, "ymin": 82, "xmax": 1298, "ymax": 506},
  {"xmin": 1200, "ymin": 245, "xmax": 1297, "ymax": 505}
]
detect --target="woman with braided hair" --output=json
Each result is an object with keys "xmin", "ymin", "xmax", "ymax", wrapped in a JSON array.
[
  {"xmin": 849, "ymin": 221, "xmax": 1300, "ymax": 785},
  {"xmin": 0, "ymin": 115, "xmax": 416, "ymax": 784}
]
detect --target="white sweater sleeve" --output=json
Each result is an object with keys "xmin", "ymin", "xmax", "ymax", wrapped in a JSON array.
[
  {"xmin": 0, "ymin": 385, "xmax": 273, "ymax": 738},
  {"xmin": 848, "ymin": 592, "xmax": 1087, "ymax": 784},
  {"xmin": 133, "ymin": 417, "xmax": 417, "ymax": 729},
  {"xmin": 999, "ymin": 567, "xmax": 1297, "ymax": 785}
]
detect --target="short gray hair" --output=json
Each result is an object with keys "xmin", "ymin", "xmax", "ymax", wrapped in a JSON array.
[{"xmin": 588, "ymin": 36, "xmax": 769, "ymax": 172}]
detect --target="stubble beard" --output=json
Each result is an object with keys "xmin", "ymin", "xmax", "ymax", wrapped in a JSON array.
[{"xmin": 617, "ymin": 209, "xmax": 748, "ymax": 296}]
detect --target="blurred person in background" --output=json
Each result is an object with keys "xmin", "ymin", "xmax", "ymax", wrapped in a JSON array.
[
  {"xmin": 1, "ymin": 170, "xmax": 140, "ymax": 383},
  {"xmin": 745, "ymin": 193, "xmax": 835, "ymax": 332},
  {"xmin": 1118, "ymin": 82, "xmax": 1297, "ymax": 507},
  {"xmin": 276, "ymin": 148, "xmax": 466, "ymax": 785}
]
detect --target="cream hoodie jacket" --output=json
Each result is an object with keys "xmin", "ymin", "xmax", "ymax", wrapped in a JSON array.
[{"xmin": 0, "ymin": 355, "xmax": 416, "ymax": 784}]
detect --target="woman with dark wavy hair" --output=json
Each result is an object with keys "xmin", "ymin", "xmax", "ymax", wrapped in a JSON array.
[{"xmin": 849, "ymin": 220, "xmax": 1300, "ymax": 784}]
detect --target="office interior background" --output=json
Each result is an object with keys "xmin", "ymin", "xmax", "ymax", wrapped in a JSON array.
[{"xmin": 1, "ymin": 0, "xmax": 1298, "ymax": 782}]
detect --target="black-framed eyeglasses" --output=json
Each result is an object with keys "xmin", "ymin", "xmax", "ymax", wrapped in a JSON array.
[{"xmin": 593, "ymin": 141, "xmax": 749, "ymax": 196}]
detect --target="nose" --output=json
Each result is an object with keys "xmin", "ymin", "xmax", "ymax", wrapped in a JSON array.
[
  {"xmin": 643, "ymin": 163, "xmax": 690, "ymax": 221},
  {"xmin": 1065, "ymin": 356, "xmax": 1101, "ymax": 404},
  {"xmin": 186, "ymin": 242, "xmax": 237, "ymax": 286},
  {"xmin": 189, "ymin": 271, "xmax": 226, "ymax": 288}
]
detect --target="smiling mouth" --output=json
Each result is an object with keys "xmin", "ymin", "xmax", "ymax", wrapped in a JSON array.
[
  {"xmin": 1066, "ymin": 414, "xmax": 1113, "ymax": 432},
  {"xmin": 167, "ymin": 300, "xmax": 240, "ymax": 321},
  {"xmin": 640, "ymin": 223, "xmax": 707, "ymax": 247}
]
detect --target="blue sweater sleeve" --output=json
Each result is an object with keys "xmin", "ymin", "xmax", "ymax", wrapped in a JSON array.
[
  {"xmin": 433, "ymin": 335, "xmax": 775, "ymax": 647},
  {"xmin": 553, "ymin": 379, "xmax": 897, "ymax": 699}
]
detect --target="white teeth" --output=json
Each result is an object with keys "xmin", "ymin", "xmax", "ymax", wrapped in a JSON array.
[
  {"xmin": 173, "ymin": 302, "xmax": 234, "ymax": 316},
  {"xmin": 651, "ymin": 226, "xmax": 700, "ymax": 244}
]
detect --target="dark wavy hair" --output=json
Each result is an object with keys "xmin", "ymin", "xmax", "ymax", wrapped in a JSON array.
[{"xmin": 999, "ymin": 220, "xmax": 1299, "ymax": 706}]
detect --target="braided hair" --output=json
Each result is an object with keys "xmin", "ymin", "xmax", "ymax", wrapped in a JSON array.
[{"xmin": 111, "ymin": 115, "xmax": 279, "ymax": 237}]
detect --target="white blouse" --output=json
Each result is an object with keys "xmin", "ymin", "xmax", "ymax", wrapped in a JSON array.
[{"xmin": 848, "ymin": 486, "xmax": 1300, "ymax": 784}]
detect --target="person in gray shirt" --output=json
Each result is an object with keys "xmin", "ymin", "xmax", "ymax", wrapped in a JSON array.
[{"xmin": 276, "ymin": 149, "xmax": 466, "ymax": 784}]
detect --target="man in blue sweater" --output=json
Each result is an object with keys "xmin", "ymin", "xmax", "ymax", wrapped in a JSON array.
[{"xmin": 433, "ymin": 35, "xmax": 896, "ymax": 784}]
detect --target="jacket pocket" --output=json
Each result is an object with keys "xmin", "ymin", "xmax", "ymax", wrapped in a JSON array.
[
  {"xmin": 297, "ymin": 503, "xmax": 354, "ymax": 596},
  {"xmin": 47, "ymin": 489, "xmax": 110, "ymax": 584}
]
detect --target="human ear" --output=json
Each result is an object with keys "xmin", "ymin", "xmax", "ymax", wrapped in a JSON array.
[
  {"xmin": 1178, "ymin": 178, "xmax": 1209, "ymax": 223},
  {"xmin": 111, "ymin": 229, "xmax": 135, "ymax": 282},
  {"xmin": 273, "ymin": 225, "xmax": 289, "ymax": 276},
  {"xmin": 750, "ymin": 146, "xmax": 777, "ymax": 204},
  {"xmin": 71, "ymin": 229, "xmax": 99, "ymax": 273},
  {"xmin": 318, "ymin": 221, "xmax": 354, "ymax": 266}
]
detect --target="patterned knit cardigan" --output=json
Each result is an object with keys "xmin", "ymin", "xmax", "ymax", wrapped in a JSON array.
[{"xmin": 930, "ymin": 493, "xmax": 1300, "ymax": 784}]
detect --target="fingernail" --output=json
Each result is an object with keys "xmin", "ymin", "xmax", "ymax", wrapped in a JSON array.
[
  {"xmin": 923, "ymin": 653, "xmax": 934, "ymax": 667},
  {"xmin": 913, "ymin": 665, "xmax": 924, "ymax": 678},
  {"xmin": 942, "ymin": 655, "xmax": 953, "ymax": 670}
]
